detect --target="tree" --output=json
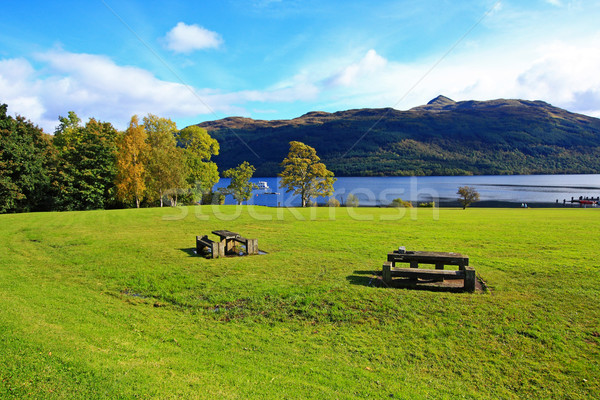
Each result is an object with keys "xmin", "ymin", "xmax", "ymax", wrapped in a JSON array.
[
  {"xmin": 115, "ymin": 115, "xmax": 148, "ymax": 208},
  {"xmin": 0, "ymin": 104, "xmax": 54, "ymax": 213},
  {"xmin": 175, "ymin": 125, "xmax": 220, "ymax": 201},
  {"xmin": 143, "ymin": 114, "xmax": 186, "ymax": 207},
  {"xmin": 457, "ymin": 186, "xmax": 480, "ymax": 209},
  {"xmin": 223, "ymin": 161, "xmax": 257, "ymax": 205},
  {"xmin": 175, "ymin": 125, "xmax": 219, "ymax": 160},
  {"xmin": 53, "ymin": 112, "xmax": 119, "ymax": 211},
  {"xmin": 279, "ymin": 141, "xmax": 336, "ymax": 207},
  {"xmin": 346, "ymin": 194, "xmax": 359, "ymax": 207}
]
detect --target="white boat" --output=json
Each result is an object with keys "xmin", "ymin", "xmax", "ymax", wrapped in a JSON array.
[
  {"xmin": 256, "ymin": 181, "xmax": 279, "ymax": 195},
  {"xmin": 257, "ymin": 181, "xmax": 270, "ymax": 190}
]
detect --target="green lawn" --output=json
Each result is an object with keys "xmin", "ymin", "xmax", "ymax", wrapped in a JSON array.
[{"xmin": 1, "ymin": 206, "xmax": 599, "ymax": 399}]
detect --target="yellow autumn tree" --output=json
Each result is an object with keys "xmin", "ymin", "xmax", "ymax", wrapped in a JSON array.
[{"xmin": 115, "ymin": 115, "xmax": 148, "ymax": 208}]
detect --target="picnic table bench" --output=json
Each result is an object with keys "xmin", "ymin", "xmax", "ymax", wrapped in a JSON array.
[
  {"xmin": 196, "ymin": 235, "xmax": 224, "ymax": 258},
  {"xmin": 211, "ymin": 230, "xmax": 258, "ymax": 255},
  {"xmin": 382, "ymin": 248, "xmax": 475, "ymax": 292}
]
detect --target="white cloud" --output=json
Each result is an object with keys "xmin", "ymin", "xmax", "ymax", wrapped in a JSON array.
[
  {"xmin": 0, "ymin": 50, "xmax": 317, "ymax": 132},
  {"xmin": 163, "ymin": 22, "xmax": 223, "ymax": 53},
  {"xmin": 516, "ymin": 39, "xmax": 600, "ymax": 108},
  {"xmin": 294, "ymin": 34, "xmax": 600, "ymax": 118},
  {"xmin": 323, "ymin": 49, "xmax": 387, "ymax": 88},
  {"xmin": 2, "ymin": 31, "xmax": 600, "ymax": 135}
]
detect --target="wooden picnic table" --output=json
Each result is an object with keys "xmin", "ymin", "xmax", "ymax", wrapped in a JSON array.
[
  {"xmin": 383, "ymin": 249, "xmax": 475, "ymax": 292},
  {"xmin": 387, "ymin": 250, "xmax": 469, "ymax": 270},
  {"xmin": 212, "ymin": 230, "xmax": 241, "ymax": 253},
  {"xmin": 211, "ymin": 230, "xmax": 259, "ymax": 255}
]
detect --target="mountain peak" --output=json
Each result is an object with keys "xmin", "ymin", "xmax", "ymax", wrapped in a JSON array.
[
  {"xmin": 427, "ymin": 95, "xmax": 455, "ymax": 106},
  {"xmin": 409, "ymin": 95, "xmax": 457, "ymax": 112}
]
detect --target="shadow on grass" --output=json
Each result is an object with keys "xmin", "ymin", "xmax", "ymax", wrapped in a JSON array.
[
  {"xmin": 179, "ymin": 247, "xmax": 205, "ymax": 258},
  {"xmin": 346, "ymin": 270, "xmax": 380, "ymax": 287},
  {"xmin": 346, "ymin": 270, "xmax": 474, "ymax": 293},
  {"xmin": 178, "ymin": 247, "xmax": 268, "ymax": 258}
]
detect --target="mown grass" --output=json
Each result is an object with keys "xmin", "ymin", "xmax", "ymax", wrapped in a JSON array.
[{"xmin": 0, "ymin": 206, "xmax": 599, "ymax": 399}]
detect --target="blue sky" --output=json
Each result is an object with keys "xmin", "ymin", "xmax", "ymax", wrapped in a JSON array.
[{"xmin": 1, "ymin": 0, "xmax": 600, "ymax": 132}]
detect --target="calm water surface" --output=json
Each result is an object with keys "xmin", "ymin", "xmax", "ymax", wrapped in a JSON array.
[{"xmin": 213, "ymin": 174, "xmax": 600, "ymax": 207}]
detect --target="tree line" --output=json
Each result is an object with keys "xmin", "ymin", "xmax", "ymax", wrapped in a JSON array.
[
  {"xmin": 0, "ymin": 104, "xmax": 336, "ymax": 214},
  {"xmin": 1, "ymin": 104, "xmax": 225, "ymax": 213}
]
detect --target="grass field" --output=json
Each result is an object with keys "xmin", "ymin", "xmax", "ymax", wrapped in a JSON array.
[{"xmin": 1, "ymin": 206, "xmax": 599, "ymax": 399}]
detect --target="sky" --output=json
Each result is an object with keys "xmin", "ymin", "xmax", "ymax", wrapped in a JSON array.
[{"xmin": 1, "ymin": 0, "xmax": 600, "ymax": 133}]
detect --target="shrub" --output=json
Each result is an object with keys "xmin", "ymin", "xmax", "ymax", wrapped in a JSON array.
[
  {"xmin": 327, "ymin": 197, "xmax": 340, "ymax": 207},
  {"xmin": 418, "ymin": 201, "xmax": 435, "ymax": 208},
  {"xmin": 203, "ymin": 191, "xmax": 225, "ymax": 205},
  {"xmin": 390, "ymin": 198, "xmax": 413, "ymax": 208}
]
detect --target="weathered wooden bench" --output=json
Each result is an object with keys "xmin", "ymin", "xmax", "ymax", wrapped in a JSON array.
[
  {"xmin": 196, "ymin": 235, "xmax": 224, "ymax": 258},
  {"xmin": 235, "ymin": 236, "xmax": 258, "ymax": 255},
  {"xmin": 382, "ymin": 248, "xmax": 475, "ymax": 292}
]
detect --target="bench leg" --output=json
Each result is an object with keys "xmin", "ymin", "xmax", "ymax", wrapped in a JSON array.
[
  {"xmin": 382, "ymin": 262, "xmax": 392, "ymax": 284},
  {"xmin": 244, "ymin": 239, "xmax": 257, "ymax": 255},
  {"xmin": 209, "ymin": 242, "xmax": 219, "ymax": 259},
  {"xmin": 409, "ymin": 261, "xmax": 419, "ymax": 281},
  {"xmin": 196, "ymin": 236, "xmax": 202, "ymax": 254},
  {"xmin": 464, "ymin": 267, "xmax": 475, "ymax": 292},
  {"xmin": 226, "ymin": 239, "xmax": 236, "ymax": 254},
  {"xmin": 433, "ymin": 262, "xmax": 447, "ymax": 281},
  {"xmin": 217, "ymin": 242, "xmax": 225, "ymax": 257}
]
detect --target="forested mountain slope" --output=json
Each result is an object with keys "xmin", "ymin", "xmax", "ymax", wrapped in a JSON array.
[{"xmin": 197, "ymin": 96, "xmax": 600, "ymax": 176}]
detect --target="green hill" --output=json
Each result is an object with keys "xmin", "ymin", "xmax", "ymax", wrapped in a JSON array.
[{"xmin": 197, "ymin": 96, "xmax": 600, "ymax": 176}]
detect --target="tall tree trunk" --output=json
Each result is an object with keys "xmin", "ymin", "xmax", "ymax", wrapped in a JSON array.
[{"xmin": 135, "ymin": 196, "xmax": 140, "ymax": 208}]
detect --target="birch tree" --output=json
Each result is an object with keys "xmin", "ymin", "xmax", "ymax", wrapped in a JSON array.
[
  {"xmin": 143, "ymin": 114, "xmax": 186, "ymax": 207},
  {"xmin": 115, "ymin": 115, "xmax": 148, "ymax": 208}
]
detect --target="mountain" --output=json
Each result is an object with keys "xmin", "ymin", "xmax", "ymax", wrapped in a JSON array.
[{"xmin": 196, "ymin": 96, "xmax": 600, "ymax": 177}]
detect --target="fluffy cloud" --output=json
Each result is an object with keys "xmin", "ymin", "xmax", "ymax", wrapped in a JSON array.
[
  {"xmin": 163, "ymin": 22, "xmax": 223, "ymax": 53},
  {"xmin": 0, "ymin": 50, "xmax": 317, "ymax": 132},
  {"xmin": 516, "ymin": 39, "xmax": 600, "ymax": 111},
  {"xmin": 2, "ymin": 34, "xmax": 600, "ymax": 134},
  {"xmin": 323, "ymin": 49, "xmax": 387, "ymax": 88},
  {"xmin": 303, "ymin": 35, "xmax": 600, "ymax": 117}
]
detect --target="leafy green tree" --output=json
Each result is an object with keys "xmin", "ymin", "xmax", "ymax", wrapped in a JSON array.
[
  {"xmin": 457, "ymin": 186, "xmax": 480, "ymax": 209},
  {"xmin": 115, "ymin": 115, "xmax": 148, "ymax": 208},
  {"xmin": 53, "ymin": 112, "xmax": 119, "ymax": 211},
  {"xmin": 223, "ymin": 161, "xmax": 257, "ymax": 205},
  {"xmin": 279, "ymin": 141, "xmax": 336, "ymax": 207},
  {"xmin": 175, "ymin": 125, "xmax": 220, "ymax": 201},
  {"xmin": 175, "ymin": 125, "xmax": 219, "ymax": 160},
  {"xmin": 0, "ymin": 104, "xmax": 54, "ymax": 213},
  {"xmin": 143, "ymin": 114, "xmax": 186, "ymax": 207}
]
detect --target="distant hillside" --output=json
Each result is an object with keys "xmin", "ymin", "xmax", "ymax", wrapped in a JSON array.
[{"xmin": 196, "ymin": 96, "xmax": 600, "ymax": 176}]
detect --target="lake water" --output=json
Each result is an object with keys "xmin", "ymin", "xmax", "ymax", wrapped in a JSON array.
[{"xmin": 213, "ymin": 174, "xmax": 600, "ymax": 207}]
